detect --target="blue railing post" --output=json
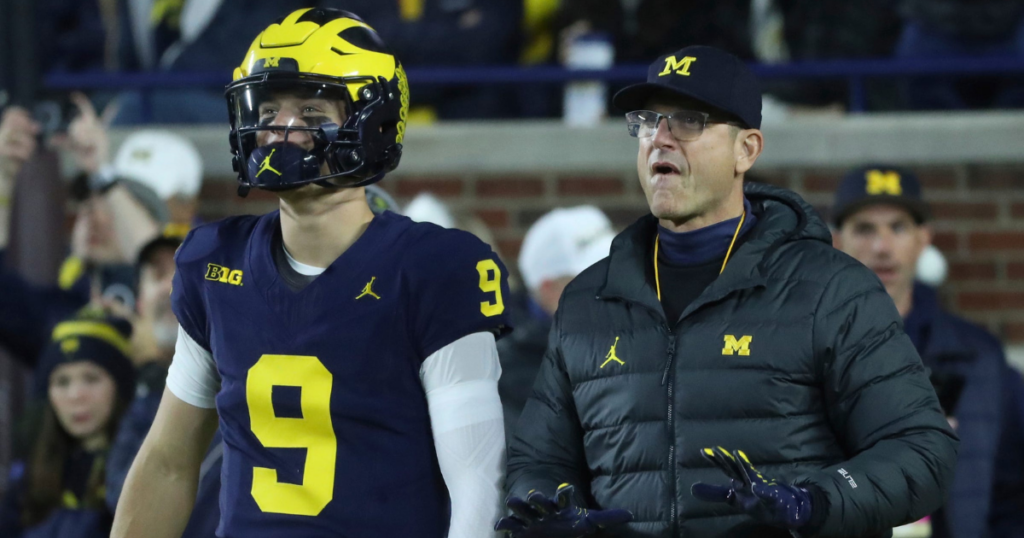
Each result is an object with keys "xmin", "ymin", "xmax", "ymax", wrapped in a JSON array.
[
  {"xmin": 140, "ymin": 89, "xmax": 153, "ymax": 125},
  {"xmin": 849, "ymin": 76, "xmax": 867, "ymax": 113}
]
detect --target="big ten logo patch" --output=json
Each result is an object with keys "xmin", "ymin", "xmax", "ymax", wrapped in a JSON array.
[{"xmin": 206, "ymin": 263, "xmax": 244, "ymax": 286}]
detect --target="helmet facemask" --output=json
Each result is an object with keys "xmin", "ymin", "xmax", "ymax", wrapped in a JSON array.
[{"xmin": 226, "ymin": 72, "xmax": 404, "ymax": 197}]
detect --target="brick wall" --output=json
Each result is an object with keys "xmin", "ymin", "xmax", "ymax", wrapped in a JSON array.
[{"xmin": 197, "ymin": 165, "xmax": 1024, "ymax": 343}]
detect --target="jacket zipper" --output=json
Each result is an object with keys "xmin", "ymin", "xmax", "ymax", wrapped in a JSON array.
[{"xmin": 663, "ymin": 330, "xmax": 678, "ymax": 535}]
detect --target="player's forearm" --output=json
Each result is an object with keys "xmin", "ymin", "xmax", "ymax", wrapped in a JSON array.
[
  {"xmin": 448, "ymin": 461, "xmax": 505, "ymax": 538},
  {"xmin": 111, "ymin": 389, "xmax": 217, "ymax": 538},
  {"xmin": 110, "ymin": 443, "xmax": 200, "ymax": 538},
  {"xmin": 428, "ymin": 383, "xmax": 506, "ymax": 538}
]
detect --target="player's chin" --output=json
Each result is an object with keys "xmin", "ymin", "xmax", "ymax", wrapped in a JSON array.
[{"xmin": 277, "ymin": 182, "xmax": 357, "ymax": 204}]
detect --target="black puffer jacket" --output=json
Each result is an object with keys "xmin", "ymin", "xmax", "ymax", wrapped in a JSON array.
[{"xmin": 506, "ymin": 183, "xmax": 958, "ymax": 537}]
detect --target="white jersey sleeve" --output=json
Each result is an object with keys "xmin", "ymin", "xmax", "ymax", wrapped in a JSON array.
[
  {"xmin": 166, "ymin": 326, "xmax": 220, "ymax": 409},
  {"xmin": 420, "ymin": 332, "xmax": 506, "ymax": 538}
]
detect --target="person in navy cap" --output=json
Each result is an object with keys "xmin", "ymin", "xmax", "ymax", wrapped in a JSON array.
[
  {"xmin": 833, "ymin": 165, "xmax": 1024, "ymax": 538},
  {"xmin": 0, "ymin": 311, "xmax": 135, "ymax": 538},
  {"xmin": 499, "ymin": 46, "xmax": 956, "ymax": 537}
]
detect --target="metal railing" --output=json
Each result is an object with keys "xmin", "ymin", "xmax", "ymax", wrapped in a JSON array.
[{"xmin": 42, "ymin": 57, "xmax": 1024, "ymax": 120}]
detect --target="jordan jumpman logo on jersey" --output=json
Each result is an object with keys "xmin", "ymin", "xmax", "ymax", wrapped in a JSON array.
[{"xmin": 356, "ymin": 276, "xmax": 381, "ymax": 300}]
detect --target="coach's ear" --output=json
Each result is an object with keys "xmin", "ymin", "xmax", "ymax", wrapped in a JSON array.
[{"xmin": 734, "ymin": 128, "xmax": 763, "ymax": 175}]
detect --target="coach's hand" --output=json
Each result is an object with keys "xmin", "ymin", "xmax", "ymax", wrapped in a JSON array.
[
  {"xmin": 691, "ymin": 447, "xmax": 813, "ymax": 530},
  {"xmin": 495, "ymin": 483, "xmax": 633, "ymax": 538}
]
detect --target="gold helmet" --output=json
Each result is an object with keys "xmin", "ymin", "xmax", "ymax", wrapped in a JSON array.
[{"xmin": 225, "ymin": 8, "xmax": 409, "ymax": 196}]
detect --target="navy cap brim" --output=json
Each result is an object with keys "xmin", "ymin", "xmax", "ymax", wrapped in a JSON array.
[
  {"xmin": 612, "ymin": 83, "xmax": 751, "ymax": 127},
  {"xmin": 833, "ymin": 196, "xmax": 931, "ymax": 227}
]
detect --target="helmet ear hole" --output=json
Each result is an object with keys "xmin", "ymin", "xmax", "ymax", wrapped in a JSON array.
[{"xmin": 379, "ymin": 120, "xmax": 397, "ymax": 135}]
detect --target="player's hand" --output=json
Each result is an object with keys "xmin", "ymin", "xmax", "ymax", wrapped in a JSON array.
[
  {"xmin": 54, "ymin": 92, "xmax": 118, "ymax": 176},
  {"xmin": 690, "ymin": 447, "xmax": 813, "ymax": 530},
  {"xmin": 0, "ymin": 106, "xmax": 41, "ymax": 179},
  {"xmin": 494, "ymin": 483, "xmax": 633, "ymax": 538}
]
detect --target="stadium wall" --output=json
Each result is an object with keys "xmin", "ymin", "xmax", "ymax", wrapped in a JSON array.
[{"xmin": 109, "ymin": 113, "xmax": 1024, "ymax": 364}]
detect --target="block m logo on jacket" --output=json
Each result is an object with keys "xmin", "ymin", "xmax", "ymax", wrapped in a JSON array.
[{"xmin": 722, "ymin": 335, "xmax": 752, "ymax": 356}]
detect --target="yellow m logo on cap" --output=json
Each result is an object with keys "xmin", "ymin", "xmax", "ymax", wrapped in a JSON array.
[
  {"xmin": 865, "ymin": 170, "xmax": 902, "ymax": 196},
  {"xmin": 722, "ymin": 335, "xmax": 752, "ymax": 356},
  {"xmin": 264, "ymin": 57, "xmax": 280, "ymax": 68},
  {"xmin": 659, "ymin": 56, "xmax": 697, "ymax": 77}
]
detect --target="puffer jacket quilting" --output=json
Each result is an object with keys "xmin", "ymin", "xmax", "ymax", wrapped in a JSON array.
[{"xmin": 507, "ymin": 183, "xmax": 958, "ymax": 537}]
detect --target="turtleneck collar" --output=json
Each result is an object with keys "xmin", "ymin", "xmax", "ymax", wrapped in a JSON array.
[{"xmin": 657, "ymin": 197, "xmax": 757, "ymax": 267}]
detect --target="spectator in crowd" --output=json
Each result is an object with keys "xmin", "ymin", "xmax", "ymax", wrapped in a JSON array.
[
  {"xmin": 776, "ymin": 0, "xmax": 903, "ymax": 61},
  {"xmin": 896, "ymin": 0, "xmax": 1024, "ymax": 110},
  {"xmin": 103, "ymin": 234, "xmax": 184, "ymax": 503},
  {"xmin": 340, "ymin": 0, "xmax": 523, "ymax": 119},
  {"xmin": 101, "ymin": 233, "xmax": 221, "ymax": 537},
  {"xmin": 113, "ymin": 0, "xmax": 314, "ymax": 124},
  {"xmin": 0, "ymin": 107, "xmax": 40, "ymax": 254},
  {"xmin": 404, "ymin": 192, "xmax": 457, "ymax": 229},
  {"xmin": 497, "ymin": 206, "xmax": 614, "ymax": 439},
  {"xmin": 0, "ymin": 96, "xmax": 169, "ymax": 365},
  {"xmin": 832, "ymin": 165, "xmax": 1024, "ymax": 538},
  {"xmin": 404, "ymin": 192, "xmax": 512, "ymax": 276},
  {"xmin": 0, "ymin": 312, "xmax": 135, "ymax": 538},
  {"xmin": 515, "ymin": 0, "xmax": 562, "ymax": 118},
  {"xmin": 106, "ymin": 130, "xmax": 204, "ymax": 234},
  {"xmin": 756, "ymin": 0, "xmax": 903, "ymax": 111},
  {"xmin": 552, "ymin": 0, "xmax": 754, "ymax": 121},
  {"xmin": 555, "ymin": 0, "xmax": 753, "ymax": 66},
  {"xmin": 114, "ymin": 0, "xmax": 519, "ymax": 123},
  {"xmin": 34, "ymin": 0, "xmax": 117, "ymax": 74}
]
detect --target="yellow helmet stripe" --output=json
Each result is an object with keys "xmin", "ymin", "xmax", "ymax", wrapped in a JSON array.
[{"xmin": 283, "ymin": 7, "xmax": 313, "ymax": 25}]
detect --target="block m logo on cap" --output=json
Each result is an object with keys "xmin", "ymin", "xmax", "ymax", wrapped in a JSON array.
[
  {"xmin": 659, "ymin": 56, "xmax": 697, "ymax": 77},
  {"xmin": 865, "ymin": 170, "xmax": 902, "ymax": 196}
]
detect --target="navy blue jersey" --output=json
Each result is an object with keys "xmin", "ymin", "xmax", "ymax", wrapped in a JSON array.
[{"xmin": 170, "ymin": 210, "xmax": 511, "ymax": 537}]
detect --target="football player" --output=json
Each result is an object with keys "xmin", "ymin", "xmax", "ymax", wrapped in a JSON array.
[{"xmin": 111, "ymin": 9, "xmax": 511, "ymax": 538}]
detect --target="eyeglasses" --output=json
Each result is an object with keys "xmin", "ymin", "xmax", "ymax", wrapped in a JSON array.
[{"xmin": 625, "ymin": 110, "xmax": 737, "ymax": 141}]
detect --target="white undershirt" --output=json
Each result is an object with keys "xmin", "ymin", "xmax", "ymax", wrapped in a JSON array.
[
  {"xmin": 282, "ymin": 245, "xmax": 325, "ymax": 276},
  {"xmin": 166, "ymin": 250, "xmax": 505, "ymax": 537}
]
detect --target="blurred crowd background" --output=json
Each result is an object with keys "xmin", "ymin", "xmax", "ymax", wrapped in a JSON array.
[
  {"xmin": 1, "ymin": 0, "xmax": 1023, "ymax": 537},
  {"xmin": 3, "ymin": 0, "xmax": 1024, "ymax": 122}
]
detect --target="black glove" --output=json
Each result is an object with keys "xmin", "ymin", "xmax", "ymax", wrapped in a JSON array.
[
  {"xmin": 691, "ymin": 447, "xmax": 814, "ymax": 530},
  {"xmin": 494, "ymin": 483, "xmax": 633, "ymax": 537}
]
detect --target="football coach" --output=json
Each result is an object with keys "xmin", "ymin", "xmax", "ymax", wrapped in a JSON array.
[{"xmin": 499, "ymin": 46, "xmax": 958, "ymax": 538}]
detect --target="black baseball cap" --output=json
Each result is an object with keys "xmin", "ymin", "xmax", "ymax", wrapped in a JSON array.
[
  {"xmin": 832, "ymin": 165, "xmax": 930, "ymax": 227},
  {"xmin": 612, "ymin": 45, "xmax": 762, "ymax": 129}
]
